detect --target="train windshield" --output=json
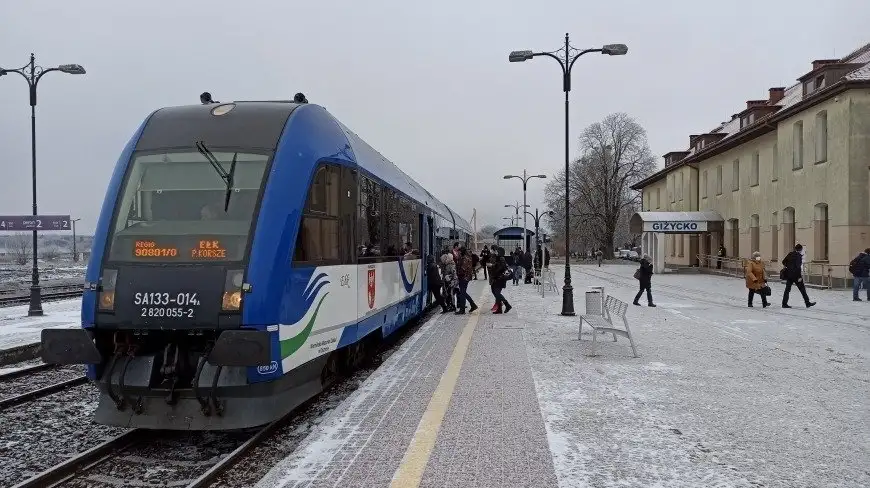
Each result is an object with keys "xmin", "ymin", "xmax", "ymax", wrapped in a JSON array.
[{"xmin": 106, "ymin": 149, "xmax": 271, "ymax": 263}]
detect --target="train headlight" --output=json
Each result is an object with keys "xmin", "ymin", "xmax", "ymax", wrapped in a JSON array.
[
  {"xmin": 222, "ymin": 269, "xmax": 244, "ymax": 311},
  {"xmin": 98, "ymin": 269, "xmax": 117, "ymax": 311}
]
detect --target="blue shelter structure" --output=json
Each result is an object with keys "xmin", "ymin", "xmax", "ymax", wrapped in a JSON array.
[{"xmin": 493, "ymin": 226, "xmax": 535, "ymax": 251}]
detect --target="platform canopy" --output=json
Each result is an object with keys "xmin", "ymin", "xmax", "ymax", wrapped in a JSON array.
[
  {"xmin": 492, "ymin": 226, "xmax": 536, "ymax": 239},
  {"xmin": 630, "ymin": 211, "xmax": 724, "ymax": 234}
]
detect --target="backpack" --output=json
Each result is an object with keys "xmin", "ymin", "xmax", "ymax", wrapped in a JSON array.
[{"xmin": 849, "ymin": 255, "xmax": 862, "ymax": 275}]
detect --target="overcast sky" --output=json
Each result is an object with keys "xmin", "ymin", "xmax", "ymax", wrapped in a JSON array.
[{"xmin": 1, "ymin": 1, "xmax": 867, "ymax": 235}]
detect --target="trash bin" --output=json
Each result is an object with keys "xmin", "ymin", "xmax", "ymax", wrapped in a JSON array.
[{"xmin": 585, "ymin": 286, "xmax": 605, "ymax": 315}]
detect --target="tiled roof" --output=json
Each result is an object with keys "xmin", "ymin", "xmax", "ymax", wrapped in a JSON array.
[
  {"xmin": 633, "ymin": 41, "xmax": 870, "ymax": 190},
  {"xmin": 672, "ymin": 42, "xmax": 869, "ymax": 158}
]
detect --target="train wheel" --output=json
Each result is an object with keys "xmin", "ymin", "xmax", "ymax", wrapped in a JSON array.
[{"xmin": 320, "ymin": 351, "xmax": 340, "ymax": 387}]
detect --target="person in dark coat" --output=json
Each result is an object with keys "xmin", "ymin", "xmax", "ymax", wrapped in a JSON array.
[
  {"xmin": 850, "ymin": 248, "xmax": 870, "ymax": 301},
  {"xmin": 544, "ymin": 247, "xmax": 551, "ymax": 268},
  {"xmin": 523, "ymin": 250, "xmax": 533, "ymax": 284},
  {"xmin": 633, "ymin": 255, "xmax": 656, "ymax": 307},
  {"xmin": 491, "ymin": 255, "xmax": 512, "ymax": 313},
  {"xmin": 471, "ymin": 251, "xmax": 480, "ymax": 280},
  {"xmin": 480, "ymin": 246, "xmax": 491, "ymax": 280},
  {"xmin": 454, "ymin": 247, "xmax": 478, "ymax": 314},
  {"xmin": 781, "ymin": 243, "xmax": 815, "ymax": 308},
  {"xmin": 717, "ymin": 245, "xmax": 726, "ymax": 269},
  {"xmin": 426, "ymin": 255, "xmax": 448, "ymax": 313}
]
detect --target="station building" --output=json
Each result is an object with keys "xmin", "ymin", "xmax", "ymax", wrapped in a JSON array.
[{"xmin": 631, "ymin": 42, "xmax": 870, "ymax": 284}]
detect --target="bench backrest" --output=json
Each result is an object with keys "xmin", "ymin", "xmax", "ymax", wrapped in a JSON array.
[{"xmin": 604, "ymin": 295, "xmax": 628, "ymax": 319}]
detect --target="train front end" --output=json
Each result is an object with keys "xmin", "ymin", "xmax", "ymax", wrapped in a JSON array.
[{"xmin": 40, "ymin": 102, "xmax": 301, "ymax": 430}]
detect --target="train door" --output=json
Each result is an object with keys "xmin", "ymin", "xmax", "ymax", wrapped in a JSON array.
[
  {"xmin": 424, "ymin": 214, "xmax": 432, "ymax": 305},
  {"xmin": 342, "ymin": 167, "xmax": 358, "ymax": 325}
]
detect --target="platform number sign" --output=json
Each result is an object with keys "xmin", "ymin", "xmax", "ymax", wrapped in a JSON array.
[{"xmin": 0, "ymin": 215, "xmax": 72, "ymax": 231}]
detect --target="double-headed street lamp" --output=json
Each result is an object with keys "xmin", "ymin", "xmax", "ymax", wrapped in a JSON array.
[
  {"xmin": 504, "ymin": 201, "xmax": 529, "ymax": 234},
  {"xmin": 504, "ymin": 171, "xmax": 546, "ymax": 253},
  {"xmin": 508, "ymin": 34, "xmax": 627, "ymax": 316},
  {"xmin": 525, "ymin": 208, "xmax": 554, "ymax": 249},
  {"xmin": 1, "ymin": 53, "xmax": 86, "ymax": 316}
]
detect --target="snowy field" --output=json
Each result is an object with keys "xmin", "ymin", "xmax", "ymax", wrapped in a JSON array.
[
  {"xmin": 0, "ymin": 263, "xmax": 85, "ymax": 289},
  {"xmin": 525, "ymin": 264, "xmax": 869, "ymax": 487},
  {"xmin": 0, "ymin": 298, "xmax": 80, "ymax": 351}
]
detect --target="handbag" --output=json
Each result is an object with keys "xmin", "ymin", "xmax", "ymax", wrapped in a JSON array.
[
  {"xmin": 760, "ymin": 284, "xmax": 772, "ymax": 297},
  {"xmin": 779, "ymin": 268, "xmax": 787, "ymax": 280},
  {"xmin": 633, "ymin": 269, "xmax": 641, "ymax": 280}
]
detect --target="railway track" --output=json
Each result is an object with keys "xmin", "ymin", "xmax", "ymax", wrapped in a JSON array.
[
  {"xmin": 0, "ymin": 286, "xmax": 84, "ymax": 307},
  {"xmin": 0, "ymin": 362, "xmax": 88, "ymax": 412},
  {"xmin": 4, "ymin": 306, "xmax": 439, "ymax": 488}
]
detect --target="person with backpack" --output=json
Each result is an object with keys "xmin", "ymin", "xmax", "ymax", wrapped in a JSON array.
[
  {"xmin": 491, "ymin": 255, "xmax": 513, "ymax": 313},
  {"xmin": 849, "ymin": 248, "xmax": 870, "ymax": 301},
  {"xmin": 426, "ymin": 255, "xmax": 449, "ymax": 313},
  {"xmin": 633, "ymin": 255, "xmax": 656, "ymax": 307},
  {"xmin": 781, "ymin": 244, "xmax": 815, "ymax": 308}
]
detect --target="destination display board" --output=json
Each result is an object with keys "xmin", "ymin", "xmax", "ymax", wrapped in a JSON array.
[{"xmin": 0, "ymin": 215, "xmax": 72, "ymax": 231}]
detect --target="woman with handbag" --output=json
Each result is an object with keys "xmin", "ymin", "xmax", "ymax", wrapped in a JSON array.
[
  {"xmin": 491, "ymin": 255, "xmax": 513, "ymax": 314},
  {"xmin": 745, "ymin": 251, "xmax": 771, "ymax": 308},
  {"xmin": 633, "ymin": 255, "xmax": 656, "ymax": 307}
]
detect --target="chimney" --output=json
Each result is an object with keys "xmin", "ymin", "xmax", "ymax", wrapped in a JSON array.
[
  {"xmin": 768, "ymin": 87, "xmax": 785, "ymax": 105},
  {"xmin": 812, "ymin": 59, "xmax": 838, "ymax": 71},
  {"xmin": 746, "ymin": 100, "xmax": 767, "ymax": 110}
]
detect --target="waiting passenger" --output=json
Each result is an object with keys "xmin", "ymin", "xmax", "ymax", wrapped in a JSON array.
[
  {"xmin": 426, "ymin": 255, "xmax": 448, "ymax": 313},
  {"xmin": 454, "ymin": 247, "xmax": 478, "ymax": 314},
  {"xmin": 745, "ymin": 251, "xmax": 770, "ymax": 308},
  {"xmin": 849, "ymin": 248, "xmax": 870, "ymax": 301}
]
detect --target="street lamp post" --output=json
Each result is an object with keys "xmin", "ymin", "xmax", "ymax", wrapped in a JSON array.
[
  {"xmin": 1, "ymin": 54, "xmax": 86, "ymax": 316},
  {"xmin": 504, "ymin": 201, "xmax": 529, "ymax": 244},
  {"xmin": 508, "ymin": 35, "xmax": 627, "ymax": 316},
  {"xmin": 504, "ymin": 170, "xmax": 546, "ymax": 252},
  {"xmin": 71, "ymin": 218, "xmax": 81, "ymax": 262}
]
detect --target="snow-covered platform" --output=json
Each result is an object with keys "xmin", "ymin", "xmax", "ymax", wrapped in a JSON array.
[
  {"xmin": 0, "ymin": 299, "xmax": 80, "ymax": 362},
  {"xmin": 257, "ymin": 265, "xmax": 869, "ymax": 488}
]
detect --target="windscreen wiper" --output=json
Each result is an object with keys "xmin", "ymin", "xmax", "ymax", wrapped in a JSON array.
[
  {"xmin": 223, "ymin": 152, "xmax": 237, "ymax": 212},
  {"xmin": 195, "ymin": 141, "xmax": 236, "ymax": 211}
]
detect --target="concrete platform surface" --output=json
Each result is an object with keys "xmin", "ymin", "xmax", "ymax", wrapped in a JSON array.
[{"xmin": 257, "ymin": 265, "xmax": 868, "ymax": 488}]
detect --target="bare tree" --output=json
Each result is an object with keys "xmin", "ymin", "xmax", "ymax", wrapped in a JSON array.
[
  {"xmin": 545, "ymin": 113, "xmax": 656, "ymax": 258},
  {"xmin": 9, "ymin": 233, "xmax": 31, "ymax": 265},
  {"xmin": 478, "ymin": 224, "xmax": 499, "ymax": 240}
]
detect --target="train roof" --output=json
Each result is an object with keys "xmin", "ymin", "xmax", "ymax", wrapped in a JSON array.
[{"xmin": 149, "ymin": 100, "xmax": 472, "ymax": 233}]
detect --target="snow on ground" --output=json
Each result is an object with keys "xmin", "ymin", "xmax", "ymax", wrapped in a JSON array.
[
  {"xmin": 0, "ymin": 263, "xmax": 85, "ymax": 289},
  {"xmin": 0, "ymin": 299, "xmax": 81, "ymax": 351},
  {"xmin": 522, "ymin": 264, "xmax": 869, "ymax": 487}
]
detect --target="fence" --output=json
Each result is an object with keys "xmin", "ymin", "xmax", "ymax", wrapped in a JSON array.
[{"xmin": 696, "ymin": 254, "xmax": 852, "ymax": 290}]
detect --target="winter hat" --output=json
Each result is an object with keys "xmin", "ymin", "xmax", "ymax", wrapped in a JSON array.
[{"xmin": 752, "ymin": 251, "xmax": 761, "ymax": 258}]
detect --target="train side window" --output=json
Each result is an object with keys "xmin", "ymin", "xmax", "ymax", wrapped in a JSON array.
[
  {"xmin": 381, "ymin": 188, "xmax": 400, "ymax": 261},
  {"xmin": 358, "ymin": 175, "xmax": 381, "ymax": 261},
  {"xmin": 294, "ymin": 164, "xmax": 341, "ymax": 266}
]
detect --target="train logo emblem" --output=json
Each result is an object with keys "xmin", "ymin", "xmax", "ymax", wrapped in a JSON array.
[
  {"xmin": 367, "ymin": 268, "xmax": 376, "ymax": 309},
  {"xmin": 257, "ymin": 361, "xmax": 279, "ymax": 375}
]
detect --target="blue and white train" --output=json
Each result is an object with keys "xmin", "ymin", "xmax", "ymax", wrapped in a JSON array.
[{"xmin": 42, "ymin": 97, "xmax": 471, "ymax": 430}]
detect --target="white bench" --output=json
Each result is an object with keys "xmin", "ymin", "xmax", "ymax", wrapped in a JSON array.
[
  {"xmin": 579, "ymin": 295, "xmax": 638, "ymax": 357},
  {"xmin": 542, "ymin": 268, "xmax": 558, "ymax": 292}
]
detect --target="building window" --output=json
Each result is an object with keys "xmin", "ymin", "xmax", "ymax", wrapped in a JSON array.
[
  {"xmin": 793, "ymin": 121, "xmax": 804, "ymax": 169},
  {"xmin": 783, "ymin": 207, "xmax": 796, "ymax": 254},
  {"xmin": 702, "ymin": 170, "xmax": 708, "ymax": 199},
  {"xmin": 670, "ymin": 175, "xmax": 676, "ymax": 203},
  {"xmin": 771, "ymin": 211, "xmax": 778, "ymax": 261},
  {"xmin": 656, "ymin": 188, "xmax": 661, "ymax": 209},
  {"xmin": 750, "ymin": 214, "xmax": 760, "ymax": 254},
  {"xmin": 814, "ymin": 203, "xmax": 829, "ymax": 261},
  {"xmin": 772, "ymin": 142, "xmax": 779, "ymax": 181},
  {"xmin": 678, "ymin": 173, "xmax": 684, "ymax": 201},
  {"xmin": 716, "ymin": 165, "xmax": 723, "ymax": 195},
  {"xmin": 732, "ymin": 159, "xmax": 740, "ymax": 191},
  {"xmin": 750, "ymin": 151, "xmax": 759, "ymax": 187},
  {"xmin": 728, "ymin": 219, "xmax": 739, "ymax": 257},
  {"xmin": 815, "ymin": 111, "xmax": 828, "ymax": 164},
  {"xmin": 678, "ymin": 234, "xmax": 684, "ymax": 257}
]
